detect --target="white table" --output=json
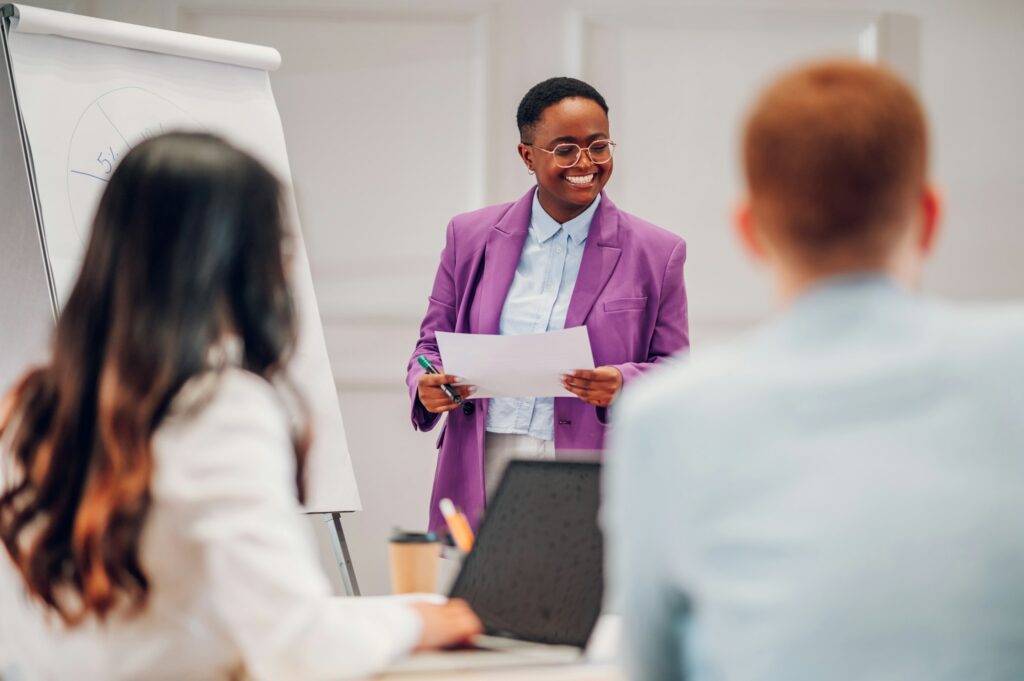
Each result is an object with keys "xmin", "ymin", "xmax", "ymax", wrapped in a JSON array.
[
  {"xmin": 377, "ymin": 662, "xmax": 623, "ymax": 680},
  {"xmin": 378, "ymin": 615, "xmax": 624, "ymax": 681}
]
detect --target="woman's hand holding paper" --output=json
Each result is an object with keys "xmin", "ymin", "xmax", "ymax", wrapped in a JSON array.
[{"xmin": 562, "ymin": 366, "xmax": 623, "ymax": 407}]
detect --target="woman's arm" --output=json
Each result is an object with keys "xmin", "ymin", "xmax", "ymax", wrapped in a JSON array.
[
  {"xmin": 407, "ymin": 219, "xmax": 460, "ymax": 431},
  {"xmin": 564, "ymin": 238, "xmax": 689, "ymax": 419},
  {"xmin": 160, "ymin": 372, "xmax": 475, "ymax": 681},
  {"xmin": 613, "ymin": 238, "xmax": 689, "ymax": 384}
]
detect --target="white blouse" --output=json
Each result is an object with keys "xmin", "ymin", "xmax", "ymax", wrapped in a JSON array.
[{"xmin": 0, "ymin": 368, "xmax": 420, "ymax": 681}]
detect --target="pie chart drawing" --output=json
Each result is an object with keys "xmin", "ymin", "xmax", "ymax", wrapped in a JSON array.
[{"xmin": 66, "ymin": 86, "xmax": 203, "ymax": 243}]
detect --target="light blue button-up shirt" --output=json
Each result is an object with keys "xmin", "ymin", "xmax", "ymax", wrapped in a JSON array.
[
  {"xmin": 484, "ymin": 191, "xmax": 601, "ymax": 441},
  {"xmin": 606, "ymin": 275, "xmax": 1024, "ymax": 681}
]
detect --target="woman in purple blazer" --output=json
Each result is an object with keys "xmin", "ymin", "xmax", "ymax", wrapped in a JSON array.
[{"xmin": 407, "ymin": 77, "xmax": 689, "ymax": 531}]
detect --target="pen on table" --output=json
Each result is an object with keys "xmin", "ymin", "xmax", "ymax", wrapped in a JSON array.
[
  {"xmin": 417, "ymin": 355, "xmax": 462, "ymax": 406},
  {"xmin": 439, "ymin": 498, "xmax": 475, "ymax": 552}
]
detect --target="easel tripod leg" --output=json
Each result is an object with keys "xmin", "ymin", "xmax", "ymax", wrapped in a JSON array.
[{"xmin": 328, "ymin": 512, "xmax": 361, "ymax": 596}]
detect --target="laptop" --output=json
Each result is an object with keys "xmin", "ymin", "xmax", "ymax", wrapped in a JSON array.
[{"xmin": 389, "ymin": 459, "xmax": 604, "ymax": 672}]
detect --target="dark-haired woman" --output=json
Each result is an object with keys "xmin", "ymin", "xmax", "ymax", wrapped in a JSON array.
[
  {"xmin": 0, "ymin": 132, "xmax": 480, "ymax": 680},
  {"xmin": 407, "ymin": 77, "xmax": 689, "ymax": 532}
]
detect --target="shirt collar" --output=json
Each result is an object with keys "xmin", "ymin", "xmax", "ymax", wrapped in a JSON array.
[
  {"xmin": 769, "ymin": 273, "xmax": 912, "ymax": 337},
  {"xmin": 789, "ymin": 272, "xmax": 905, "ymax": 311},
  {"xmin": 530, "ymin": 190, "xmax": 601, "ymax": 245}
]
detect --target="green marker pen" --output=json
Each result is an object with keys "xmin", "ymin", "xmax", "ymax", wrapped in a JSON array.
[{"xmin": 417, "ymin": 355, "xmax": 462, "ymax": 405}]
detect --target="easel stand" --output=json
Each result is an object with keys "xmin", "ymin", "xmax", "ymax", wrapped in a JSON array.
[
  {"xmin": 325, "ymin": 512, "xmax": 361, "ymax": 595},
  {"xmin": 2, "ymin": 7, "xmax": 363, "ymax": 597},
  {"xmin": 0, "ymin": 8, "xmax": 56, "ymax": 390}
]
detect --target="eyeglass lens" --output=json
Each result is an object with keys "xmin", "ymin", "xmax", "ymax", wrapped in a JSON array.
[{"xmin": 551, "ymin": 141, "xmax": 614, "ymax": 168}]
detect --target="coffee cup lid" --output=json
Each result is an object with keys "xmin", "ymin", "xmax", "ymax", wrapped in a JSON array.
[{"xmin": 389, "ymin": 528, "xmax": 439, "ymax": 544}]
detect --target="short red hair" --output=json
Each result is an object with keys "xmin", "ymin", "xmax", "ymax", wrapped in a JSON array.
[{"xmin": 743, "ymin": 59, "xmax": 928, "ymax": 266}]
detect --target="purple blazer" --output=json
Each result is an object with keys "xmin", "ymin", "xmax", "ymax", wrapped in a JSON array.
[{"xmin": 407, "ymin": 188, "xmax": 689, "ymax": 531}]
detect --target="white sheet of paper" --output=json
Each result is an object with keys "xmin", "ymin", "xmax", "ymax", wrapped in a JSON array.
[{"xmin": 435, "ymin": 327, "xmax": 595, "ymax": 399}]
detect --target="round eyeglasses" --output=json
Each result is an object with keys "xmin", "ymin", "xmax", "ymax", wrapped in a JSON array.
[{"xmin": 528, "ymin": 139, "xmax": 616, "ymax": 169}]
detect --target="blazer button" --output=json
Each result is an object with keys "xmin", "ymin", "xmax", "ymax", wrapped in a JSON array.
[
  {"xmin": 462, "ymin": 402, "xmax": 476, "ymax": 415},
  {"xmin": 558, "ymin": 419, "xmax": 572, "ymax": 425}
]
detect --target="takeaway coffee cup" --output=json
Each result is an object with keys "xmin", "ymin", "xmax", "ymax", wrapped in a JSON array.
[{"xmin": 388, "ymin": 529, "xmax": 440, "ymax": 594}]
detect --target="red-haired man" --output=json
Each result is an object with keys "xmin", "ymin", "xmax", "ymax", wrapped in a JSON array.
[{"xmin": 606, "ymin": 60, "xmax": 1024, "ymax": 681}]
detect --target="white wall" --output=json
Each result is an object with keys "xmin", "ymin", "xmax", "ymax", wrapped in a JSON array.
[{"xmin": 25, "ymin": 0, "xmax": 1024, "ymax": 595}]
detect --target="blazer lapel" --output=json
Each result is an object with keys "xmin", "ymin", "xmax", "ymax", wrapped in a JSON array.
[
  {"xmin": 565, "ymin": 193, "xmax": 622, "ymax": 328},
  {"xmin": 475, "ymin": 188, "xmax": 534, "ymax": 334}
]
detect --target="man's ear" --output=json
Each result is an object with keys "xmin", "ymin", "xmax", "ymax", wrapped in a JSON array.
[
  {"xmin": 734, "ymin": 198, "xmax": 768, "ymax": 260},
  {"xmin": 517, "ymin": 143, "xmax": 534, "ymax": 173},
  {"xmin": 918, "ymin": 184, "xmax": 942, "ymax": 255}
]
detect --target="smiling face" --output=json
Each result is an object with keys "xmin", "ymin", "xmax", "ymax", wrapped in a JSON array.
[{"xmin": 518, "ymin": 97, "xmax": 613, "ymax": 224}]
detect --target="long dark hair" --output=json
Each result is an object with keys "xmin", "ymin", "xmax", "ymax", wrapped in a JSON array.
[{"xmin": 0, "ymin": 132, "xmax": 307, "ymax": 622}]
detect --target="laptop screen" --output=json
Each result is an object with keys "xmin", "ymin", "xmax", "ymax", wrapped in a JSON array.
[{"xmin": 448, "ymin": 460, "xmax": 603, "ymax": 648}]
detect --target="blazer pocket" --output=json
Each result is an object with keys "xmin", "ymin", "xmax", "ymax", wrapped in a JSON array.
[{"xmin": 603, "ymin": 297, "xmax": 648, "ymax": 313}]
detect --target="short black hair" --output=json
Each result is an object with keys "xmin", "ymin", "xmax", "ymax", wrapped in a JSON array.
[{"xmin": 516, "ymin": 77, "xmax": 609, "ymax": 141}]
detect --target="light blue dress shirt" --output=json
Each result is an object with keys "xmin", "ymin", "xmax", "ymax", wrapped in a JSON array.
[
  {"xmin": 605, "ymin": 275, "xmax": 1024, "ymax": 681},
  {"xmin": 485, "ymin": 191, "xmax": 601, "ymax": 441}
]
